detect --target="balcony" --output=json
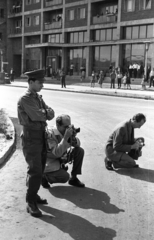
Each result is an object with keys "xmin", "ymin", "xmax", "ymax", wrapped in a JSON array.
[
  {"xmin": 92, "ymin": 14, "xmax": 117, "ymax": 25},
  {"xmin": 9, "ymin": 27, "xmax": 22, "ymax": 35},
  {"xmin": 45, "ymin": 0, "xmax": 63, "ymax": 7},
  {"xmin": 44, "ymin": 21, "xmax": 62, "ymax": 30}
]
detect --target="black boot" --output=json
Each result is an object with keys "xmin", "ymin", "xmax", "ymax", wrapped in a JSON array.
[
  {"xmin": 104, "ymin": 157, "xmax": 114, "ymax": 170},
  {"xmin": 36, "ymin": 194, "xmax": 48, "ymax": 204},
  {"xmin": 26, "ymin": 202, "xmax": 42, "ymax": 218}
]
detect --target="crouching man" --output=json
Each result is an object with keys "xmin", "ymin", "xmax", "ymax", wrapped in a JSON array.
[
  {"xmin": 104, "ymin": 113, "xmax": 146, "ymax": 170},
  {"xmin": 42, "ymin": 114, "xmax": 85, "ymax": 188}
]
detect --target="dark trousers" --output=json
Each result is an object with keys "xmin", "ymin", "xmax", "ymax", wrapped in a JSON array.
[
  {"xmin": 21, "ymin": 129, "xmax": 46, "ymax": 203},
  {"xmin": 117, "ymin": 78, "xmax": 121, "ymax": 88},
  {"xmin": 45, "ymin": 147, "xmax": 84, "ymax": 184},
  {"xmin": 149, "ymin": 76, "xmax": 154, "ymax": 87},
  {"xmin": 61, "ymin": 76, "xmax": 66, "ymax": 88},
  {"xmin": 110, "ymin": 79, "xmax": 115, "ymax": 88}
]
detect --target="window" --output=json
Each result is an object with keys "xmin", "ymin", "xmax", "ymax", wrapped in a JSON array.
[
  {"xmin": 78, "ymin": 8, "xmax": 85, "ymax": 19},
  {"xmin": 123, "ymin": 25, "xmax": 153, "ymax": 39},
  {"xmin": 125, "ymin": 0, "xmax": 135, "ymax": 12},
  {"xmin": 33, "ymin": 15, "xmax": 39, "ymax": 26},
  {"xmin": 106, "ymin": 29, "xmax": 112, "ymax": 40},
  {"xmin": 132, "ymin": 26, "xmax": 139, "ymax": 39},
  {"xmin": 68, "ymin": 9, "xmax": 74, "ymax": 21},
  {"xmin": 25, "ymin": 17, "xmax": 31, "ymax": 27},
  {"xmin": 15, "ymin": 20, "xmax": 22, "ymax": 28},
  {"xmin": 0, "ymin": 9, "xmax": 4, "ymax": 18},
  {"xmin": 147, "ymin": 25, "xmax": 153, "ymax": 38},
  {"xmin": 100, "ymin": 29, "xmax": 106, "ymax": 41},
  {"xmin": 140, "ymin": 0, "xmax": 151, "ymax": 10},
  {"xmin": 139, "ymin": 25, "xmax": 146, "ymax": 38},
  {"xmin": 26, "ymin": 0, "xmax": 31, "ymax": 5},
  {"xmin": 33, "ymin": 0, "xmax": 40, "ymax": 3},
  {"xmin": 68, "ymin": 31, "xmax": 87, "ymax": 43}
]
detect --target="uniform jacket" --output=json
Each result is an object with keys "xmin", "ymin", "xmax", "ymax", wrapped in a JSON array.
[
  {"xmin": 105, "ymin": 120, "xmax": 135, "ymax": 161},
  {"xmin": 45, "ymin": 126, "xmax": 71, "ymax": 173}
]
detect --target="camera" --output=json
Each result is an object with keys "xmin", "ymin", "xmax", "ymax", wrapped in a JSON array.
[
  {"xmin": 68, "ymin": 125, "xmax": 80, "ymax": 145},
  {"xmin": 128, "ymin": 138, "xmax": 145, "ymax": 160}
]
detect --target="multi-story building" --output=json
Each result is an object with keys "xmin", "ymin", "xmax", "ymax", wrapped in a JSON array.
[
  {"xmin": 0, "ymin": 0, "xmax": 7, "ymax": 72},
  {"xmin": 6, "ymin": 0, "xmax": 154, "ymax": 77}
]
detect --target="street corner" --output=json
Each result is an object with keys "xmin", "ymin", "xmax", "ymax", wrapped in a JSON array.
[{"xmin": 0, "ymin": 108, "xmax": 16, "ymax": 166}]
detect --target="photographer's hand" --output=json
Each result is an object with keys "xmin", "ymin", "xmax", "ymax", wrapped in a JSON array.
[
  {"xmin": 64, "ymin": 127, "xmax": 73, "ymax": 142},
  {"xmin": 131, "ymin": 141, "xmax": 140, "ymax": 150}
]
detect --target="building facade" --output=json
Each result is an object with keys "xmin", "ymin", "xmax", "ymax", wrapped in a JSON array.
[
  {"xmin": 0, "ymin": 0, "xmax": 7, "ymax": 72},
  {"xmin": 6, "ymin": 0, "xmax": 154, "ymax": 77}
]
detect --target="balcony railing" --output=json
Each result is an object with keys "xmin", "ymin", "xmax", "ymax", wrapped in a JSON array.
[
  {"xmin": 45, "ymin": 0, "xmax": 63, "ymax": 7},
  {"xmin": 92, "ymin": 14, "xmax": 117, "ymax": 25},
  {"xmin": 9, "ymin": 5, "xmax": 22, "ymax": 14},
  {"xmin": 44, "ymin": 21, "xmax": 62, "ymax": 30},
  {"xmin": 9, "ymin": 27, "xmax": 22, "ymax": 34}
]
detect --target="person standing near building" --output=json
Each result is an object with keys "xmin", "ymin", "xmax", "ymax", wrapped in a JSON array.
[
  {"xmin": 91, "ymin": 70, "xmax": 95, "ymax": 87},
  {"xmin": 149, "ymin": 68, "xmax": 154, "ymax": 88},
  {"xmin": 126, "ymin": 73, "xmax": 131, "ymax": 89},
  {"xmin": 117, "ymin": 71, "xmax": 123, "ymax": 89},
  {"xmin": 60, "ymin": 68, "xmax": 66, "ymax": 88},
  {"xmin": 10, "ymin": 68, "xmax": 14, "ymax": 82},
  {"xmin": 17, "ymin": 69, "xmax": 55, "ymax": 218},
  {"xmin": 110, "ymin": 69, "xmax": 116, "ymax": 89},
  {"xmin": 70, "ymin": 63, "xmax": 74, "ymax": 76},
  {"xmin": 98, "ymin": 70, "xmax": 104, "ymax": 88}
]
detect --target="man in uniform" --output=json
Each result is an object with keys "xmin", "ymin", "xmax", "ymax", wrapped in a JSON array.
[
  {"xmin": 104, "ymin": 113, "xmax": 146, "ymax": 170},
  {"xmin": 17, "ymin": 69, "xmax": 55, "ymax": 217}
]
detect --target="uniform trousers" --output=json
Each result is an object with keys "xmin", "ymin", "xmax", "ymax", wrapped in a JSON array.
[
  {"xmin": 21, "ymin": 128, "xmax": 46, "ymax": 203},
  {"xmin": 45, "ymin": 146, "xmax": 84, "ymax": 184}
]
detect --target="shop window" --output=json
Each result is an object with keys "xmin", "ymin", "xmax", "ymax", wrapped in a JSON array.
[
  {"xmin": 33, "ymin": 16, "xmax": 39, "ymax": 26},
  {"xmin": 78, "ymin": 8, "xmax": 85, "ymax": 19},
  {"xmin": 68, "ymin": 9, "xmax": 74, "ymax": 21},
  {"xmin": 125, "ymin": 0, "xmax": 135, "ymax": 12},
  {"xmin": 25, "ymin": 17, "xmax": 31, "ymax": 27},
  {"xmin": 139, "ymin": 0, "xmax": 151, "ymax": 10}
]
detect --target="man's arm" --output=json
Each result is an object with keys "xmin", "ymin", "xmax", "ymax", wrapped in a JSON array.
[
  {"xmin": 113, "ymin": 128, "xmax": 132, "ymax": 152},
  {"xmin": 41, "ymin": 98, "xmax": 55, "ymax": 120},
  {"xmin": 20, "ymin": 96, "xmax": 46, "ymax": 122}
]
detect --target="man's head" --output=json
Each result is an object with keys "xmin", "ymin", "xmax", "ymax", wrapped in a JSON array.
[
  {"xmin": 131, "ymin": 113, "xmax": 146, "ymax": 128},
  {"xmin": 25, "ymin": 69, "xmax": 45, "ymax": 92},
  {"xmin": 56, "ymin": 114, "xmax": 71, "ymax": 135}
]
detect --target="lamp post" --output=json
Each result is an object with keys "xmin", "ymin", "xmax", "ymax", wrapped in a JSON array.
[{"xmin": 144, "ymin": 41, "xmax": 151, "ymax": 79}]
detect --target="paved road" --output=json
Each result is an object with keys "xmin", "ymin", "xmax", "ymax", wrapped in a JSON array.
[{"xmin": 0, "ymin": 86, "xmax": 154, "ymax": 240}]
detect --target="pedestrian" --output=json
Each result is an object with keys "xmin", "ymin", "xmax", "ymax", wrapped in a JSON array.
[
  {"xmin": 117, "ymin": 71, "xmax": 122, "ymax": 88},
  {"xmin": 17, "ymin": 69, "xmax": 55, "ymax": 218},
  {"xmin": 104, "ymin": 113, "xmax": 146, "ymax": 170},
  {"xmin": 110, "ymin": 69, "xmax": 116, "ymax": 89},
  {"xmin": 91, "ymin": 70, "xmax": 95, "ymax": 87},
  {"xmin": 70, "ymin": 63, "xmax": 74, "ymax": 76},
  {"xmin": 122, "ymin": 73, "xmax": 127, "ymax": 88},
  {"xmin": 149, "ymin": 68, "xmax": 154, "ymax": 88},
  {"xmin": 60, "ymin": 68, "xmax": 66, "ymax": 88},
  {"xmin": 141, "ymin": 74, "xmax": 146, "ymax": 91},
  {"xmin": 42, "ymin": 114, "xmax": 85, "ymax": 188},
  {"xmin": 98, "ymin": 70, "xmax": 104, "ymax": 88},
  {"xmin": 10, "ymin": 68, "xmax": 14, "ymax": 82},
  {"xmin": 126, "ymin": 73, "xmax": 131, "ymax": 89}
]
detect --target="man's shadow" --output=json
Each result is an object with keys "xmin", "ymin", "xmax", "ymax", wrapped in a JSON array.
[
  {"xmin": 116, "ymin": 167, "xmax": 154, "ymax": 183},
  {"xmin": 48, "ymin": 186, "xmax": 124, "ymax": 214},
  {"xmin": 39, "ymin": 206, "xmax": 117, "ymax": 240}
]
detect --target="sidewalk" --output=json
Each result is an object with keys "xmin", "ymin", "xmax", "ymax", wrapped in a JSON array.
[{"xmin": 5, "ymin": 79, "xmax": 154, "ymax": 100}]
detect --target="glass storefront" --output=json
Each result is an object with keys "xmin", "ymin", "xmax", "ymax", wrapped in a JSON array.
[
  {"xmin": 68, "ymin": 47, "xmax": 86, "ymax": 75},
  {"xmin": 93, "ymin": 45, "xmax": 116, "ymax": 72}
]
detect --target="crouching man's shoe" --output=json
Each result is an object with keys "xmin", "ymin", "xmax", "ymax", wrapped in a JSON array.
[
  {"xmin": 42, "ymin": 176, "xmax": 50, "ymax": 189},
  {"xmin": 26, "ymin": 202, "xmax": 42, "ymax": 218},
  {"xmin": 104, "ymin": 157, "xmax": 114, "ymax": 171},
  {"xmin": 36, "ymin": 195, "xmax": 48, "ymax": 205},
  {"xmin": 68, "ymin": 177, "xmax": 85, "ymax": 188}
]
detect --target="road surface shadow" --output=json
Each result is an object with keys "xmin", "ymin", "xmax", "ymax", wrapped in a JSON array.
[
  {"xmin": 39, "ymin": 206, "xmax": 117, "ymax": 240},
  {"xmin": 116, "ymin": 167, "xmax": 154, "ymax": 183},
  {"xmin": 48, "ymin": 186, "xmax": 124, "ymax": 214}
]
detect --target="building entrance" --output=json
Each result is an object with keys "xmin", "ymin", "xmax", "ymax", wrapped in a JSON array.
[{"xmin": 46, "ymin": 56, "xmax": 59, "ymax": 77}]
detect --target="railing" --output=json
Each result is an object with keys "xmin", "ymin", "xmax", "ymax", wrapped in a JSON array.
[
  {"xmin": 45, "ymin": 0, "xmax": 63, "ymax": 7},
  {"xmin": 9, "ymin": 27, "xmax": 22, "ymax": 34},
  {"xmin": 9, "ymin": 5, "xmax": 22, "ymax": 14},
  {"xmin": 92, "ymin": 14, "xmax": 117, "ymax": 24},
  {"xmin": 44, "ymin": 21, "xmax": 62, "ymax": 30}
]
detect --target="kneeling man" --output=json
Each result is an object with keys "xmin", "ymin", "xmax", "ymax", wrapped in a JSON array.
[
  {"xmin": 42, "ymin": 114, "xmax": 85, "ymax": 188},
  {"xmin": 104, "ymin": 113, "xmax": 146, "ymax": 170}
]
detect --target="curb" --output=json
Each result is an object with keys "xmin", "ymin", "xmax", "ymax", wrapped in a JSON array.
[
  {"xmin": 4, "ymin": 83, "xmax": 154, "ymax": 101},
  {"xmin": 0, "ymin": 109, "xmax": 16, "ymax": 166}
]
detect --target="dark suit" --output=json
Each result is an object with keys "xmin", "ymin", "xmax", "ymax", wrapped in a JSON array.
[{"xmin": 105, "ymin": 120, "xmax": 137, "ymax": 168}]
